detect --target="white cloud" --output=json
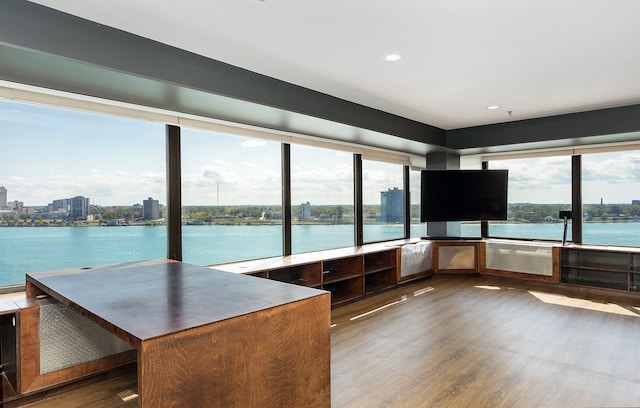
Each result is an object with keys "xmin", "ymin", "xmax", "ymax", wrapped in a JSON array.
[
  {"xmin": 241, "ymin": 139, "xmax": 267, "ymax": 148},
  {"xmin": 5, "ymin": 172, "xmax": 166, "ymax": 206}
]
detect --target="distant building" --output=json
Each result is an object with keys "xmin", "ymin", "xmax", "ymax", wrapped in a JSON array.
[
  {"xmin": 105, "ymin": 219, "xmax": 127, "ymax": 226},
  {"xmin": 143, "ymin": 197, "xmax": 160, "ymax": 220},
  {"xmin": 633, "ymin": 200, "xmax": 640, "ymax": 205},
  {"xmin": 69, "ymin": 196, "xmax": 90, "ymax": 219},
  {"xmin": 49, "ymin": 198, "xmax": 70, "ymax": 212},
  {"xmin": 300, "ymin": 202, "xmax": 311, "ymax": 221},
  {"xmin": 380, "ymin": 187, "xmax": 403, "ymax": 223},
  {"xmin": 8, "ymin": 200, "xmax": 24, "ymax": 212},
  {"xmin": 0, "ymin": 186, "xmax": 7, "ymax": 209}
]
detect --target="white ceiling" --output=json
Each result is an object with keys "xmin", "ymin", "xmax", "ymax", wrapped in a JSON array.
[{"xmin": 29, "ymin": 0, "xmax": 640, "ymax": 130}]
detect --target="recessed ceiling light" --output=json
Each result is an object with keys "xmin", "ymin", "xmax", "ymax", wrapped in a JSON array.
[
  {"xmin": 487, "ymin": 105, "xmax": 500, "ymax": 110},
  {"xmin": 384, "ymin": 54, "xmax": 401, "ymax": 62}
]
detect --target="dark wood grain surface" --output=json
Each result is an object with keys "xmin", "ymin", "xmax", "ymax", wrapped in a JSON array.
[
  {"xmin": 24, "ymin": 259, "xmax": 331, "ymax": 407},
  {"xmin": 26, "ymin": 260, "xmax": 326, "ymax": 344}
]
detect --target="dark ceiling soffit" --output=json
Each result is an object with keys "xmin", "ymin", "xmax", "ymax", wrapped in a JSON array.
[
  {"xmin": 0, "ymin": 45, "xmax": 439, "ymax": 157},
  {"xmin": 446, "ymin": 104, "xmax": 640, "ymax": 151},
  {"xmin": 0, "ymin": 1, "xmax": 446, "ymax": 148}
]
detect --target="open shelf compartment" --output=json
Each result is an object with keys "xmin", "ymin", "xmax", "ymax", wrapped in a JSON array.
[
  {"xmin": 322, "ymin": 256, "xmax": 364, "ymax": 284},
  {"xmin": 269, "ymin": 263, "xmax": 322, "ymax": 287}
]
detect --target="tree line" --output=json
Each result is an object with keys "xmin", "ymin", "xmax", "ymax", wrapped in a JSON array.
[
  {"xmin": 2, "ymin": 203, "xmax": 640, "ymax": 226},
  {"xmin": 509, "ymin": 203, "xmax": 640, "ymax": 223}
]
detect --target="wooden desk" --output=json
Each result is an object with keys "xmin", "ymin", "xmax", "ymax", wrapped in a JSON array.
[{"xmin": 25, "ymin": 260, "xmax": 330, "ymax": 407}]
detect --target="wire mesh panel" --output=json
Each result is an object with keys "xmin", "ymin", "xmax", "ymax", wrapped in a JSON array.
[{"xmin": 39, "ymin": 302, "xmax": 133, "ymax": 374}]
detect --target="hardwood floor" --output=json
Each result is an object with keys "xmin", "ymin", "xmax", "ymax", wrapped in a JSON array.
[
  {"xmin": 331, "ymin": 276, "xmax": 640, "ymax": 408},
  {"xmin": 7, "ymin": 366, "xmax": 138, "ymax": 408},
  {"xmin": 10, "ymin": 275, "xmax": 640, "ymax": 407}
]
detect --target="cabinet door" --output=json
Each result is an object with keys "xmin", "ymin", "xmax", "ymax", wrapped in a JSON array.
[
  {"xmin": 1, "ymin": 313, "xmax": 17, "ymax": 400},
  {"xmin": 562, "ymin": 249, "xmax": 628, "ymax": 272},
  {"xmin": 560, "ymin": 249, "xmax": 629, "ymax": 291},
  {"xmin": 434, "ymin": 243, "xmax": 478, "ymax": 273},
  {"xmin": 629, "ymin": 254, "xmax": 640, "ymax": 292}
]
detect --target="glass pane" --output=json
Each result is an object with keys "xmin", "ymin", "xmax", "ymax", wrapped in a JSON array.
[
  {"xmin": 582, "ymin": 151, "xmax": 640, "ymax": 246},
  {"xmin": 489, "ymin": 156, "xmax": 571, "ymax": 241},
  {"xmin": 181, "ymin": 128, "xmax": 282, "ymax": 265},
  {"xmin": 0, "ymin": 100, "xmax": 166, "ymax": 288},
  {"xmin": 290, "ymin": 145, "xmax": 354, "ymax": 253},
  {"xmin": 362, "ymin": 160, "xmax": 405, "ymax": 242},
  {"xmin": 409, "ymin": 169, "xmax": 426, "ymax": 238}
]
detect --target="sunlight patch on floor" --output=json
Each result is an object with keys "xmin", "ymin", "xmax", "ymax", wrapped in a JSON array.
[
  {"xmin": 474, "ymin": 285, "xmax": 502, "ymax": 290},
  {"xmin": 528, "ymin": 291, "xmax": 640, "ymax": 317},
  {"xmin": 349, "ymin": 297, "xmax": 407, "ymax": 321},
  {"xmin": 414, "ymin": 287, "xmax": 434, "ymax": 296}
]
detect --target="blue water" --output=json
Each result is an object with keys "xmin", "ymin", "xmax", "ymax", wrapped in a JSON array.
[{"xmin": 2, "ymin": 222, "xmax": 639, "ymax": 287}]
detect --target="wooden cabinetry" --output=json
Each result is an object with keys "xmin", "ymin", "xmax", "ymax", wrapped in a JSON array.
[
  {"xmin": 214, "ymin": 245, "xmax": 400, "ymax": 306},
  {"xmin": 364, "ymin": 250, "xmax": 399, "ymax": 293},
  {"xmin": 270, "ymin": 263, "xmax": 323, "ymax": 287},
  {"xmin": 26, "ymin": 260, "xmax": 330, "ymax": 407},
  {"xmin": 560, "ymin": 245, "xmax": 640, "ymax": 292},
  {"xmin": 1, "ymin": 293, "xmax": 130, "ymax": 405},
  {"xmin": 0, "ymin": 306, "xmax": 17, "ymax": 403},
  {"xmin": 322, "ymin": 255, "xmax": 364, "ymax": 304}
]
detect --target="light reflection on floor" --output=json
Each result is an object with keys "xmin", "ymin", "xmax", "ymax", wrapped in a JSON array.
[
  {"xmin": 474, "ymin": 284, "xmax": 640, "ymax": 317},
  {"xmin": 528, "ymin": 290, "xmax": 640, "ymax": 317}
]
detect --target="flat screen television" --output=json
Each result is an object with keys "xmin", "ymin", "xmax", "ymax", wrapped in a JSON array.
[{"xmin": 420, "ymin": 169, "xmax": 508, "ymax": 222}]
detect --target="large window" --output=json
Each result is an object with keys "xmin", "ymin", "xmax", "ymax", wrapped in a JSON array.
[
  {"xmin": 409, "ymin": 168, "xmax": 425, "ymax": 238},
  {"xmin": 180, "ymin": 128, "xmax": 282, "ymax": 265},
  {"xmin": 0, "ymin": 99, "xmax": 427, "ymax": 290},
  {"xmin": 290, "ymin": 144, "xmax": 354, "ymax": 253},
  {"xmin": 488, "ymin": 156, "xmax": 572, "ymax": 241},
  {"xmin": 0, "ymin": 100, "xmax": 166, "ymax": 287},
  {"xmin": 582, "ymin": 150, "xmax": 640, "ymax": 246},
  {"xmin": 362, "ymin": 160, "xmax": 405, "ymax": 242}
]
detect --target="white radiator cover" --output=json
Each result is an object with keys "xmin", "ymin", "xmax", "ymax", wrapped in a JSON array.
[
  {"xmin": 400, "ymin": 241, "xmax": 432, "ymax": 277},
  {"xmin": 485, "ymin": 240, "xmax": 553, "ymax": 276}
]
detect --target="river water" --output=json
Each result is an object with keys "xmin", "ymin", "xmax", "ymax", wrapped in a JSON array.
[{"xmin": 1, "ymin": 222, "xmax": 638, "ymax": 286}]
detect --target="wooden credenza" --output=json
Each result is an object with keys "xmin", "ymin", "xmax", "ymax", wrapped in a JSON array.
[
  {"xmin": 213, "ymin": 243, "xmax": 403, "ymax": 307},
  {"xmin": 25, "ymin": 260, "xmax": 331, "ymax": 407}
]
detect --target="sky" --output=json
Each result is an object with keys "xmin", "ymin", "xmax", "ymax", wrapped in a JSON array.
[
  {"xmin": 0, "ymin": 100, "xmax": 410, "ymax": 207},
  {"xmin": 491, "ymin": 153, "xmax": 640, "ymax": 204},
  {"xmin": 2, "ymin": 100, "xmax": 640, "ymax": 207}
]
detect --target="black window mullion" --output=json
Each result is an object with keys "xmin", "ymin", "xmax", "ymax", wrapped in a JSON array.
[
  {"xmin": 166, "ymin": 124, "xmax": 182, "ymax": 261},
  {"xmin": 354, "ymin": 154, "xmax": 363, "ymax": 246},
  {"xmin": 572, "ymin": 155, "xmax": 582, "ymax": 244},
  {"xmin": 282, "ymin": 143, "xmax": 292, "ymax": 255},
  {"xmin": 403, "ymin": 165, "xmax": 410, "ymax": 239}
]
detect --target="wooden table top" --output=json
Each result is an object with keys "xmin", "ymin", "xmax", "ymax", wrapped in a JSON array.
[{"xmin": 26, "ymin": 259, "xmax": 326, "ymax": 344}]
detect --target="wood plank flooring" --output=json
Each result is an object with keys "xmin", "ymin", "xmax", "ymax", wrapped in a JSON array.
[
  {"xmin": 10, "ymin": 276, "xmax": 640, "ymax": 407},
  {"xmin": 331, "ymin": 276, "xmax": 640, "ymax": 408}
]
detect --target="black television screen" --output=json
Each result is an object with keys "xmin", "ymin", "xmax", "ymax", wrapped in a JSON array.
[{"xmin": 420, "ymin": 169, "xmax": 508, "ymax": 222}]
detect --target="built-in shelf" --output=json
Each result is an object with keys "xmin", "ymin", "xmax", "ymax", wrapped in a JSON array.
[
  {"xmin": 560, "ymin": 245, "xmax": 640, "ymax": 292},
  {"xmin": 213, "ymin": 243, "xmax": 403, "ymax": 306},
  {"xmin": 270, "ymin": 264, "xmax": 322, "ymax": 287}
]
